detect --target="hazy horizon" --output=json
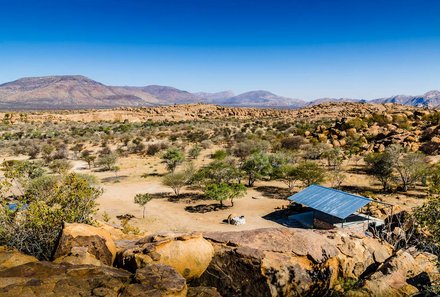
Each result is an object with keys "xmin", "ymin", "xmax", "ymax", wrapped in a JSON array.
[{"xmin": 1, "ymin": 0, "xmax": 439, "ymax": 100}]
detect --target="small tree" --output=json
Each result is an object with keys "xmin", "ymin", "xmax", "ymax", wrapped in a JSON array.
[
  {"xmin": 322, "ymin": 148, "xmax": 344, "ymax": 170},
  {"xmin": 162, "ymin": 147, "xmax": 185, "ymax": 172},
  {"xmin": 242, "ymin": 152, "xmax": 272, "ymax": 187},
  {"xmin": 364, "ymin": 151, "xmax": 395, "ymax": 192},
  {"xmin": 111, "ymin": 165, "xmax": 120, "ymax": 178},
  {"xmin": 195, "ymin": 158, "xmax": 241, "ymax": 185},
  {"xmin": 49, "ymin": 159, "xmax": 72, "ymax": 175},
  {"xmin": 395, "ymin": 152, "xmax": 427, "ymax": 192},
  {"xmin": 81, "ymin": 151, "xmax": 96, "ymax": 169},
  {"xmin": 134, "ymin": 193, "xmax": 152, "ymax": 218},
  {"xmin": 295, "ymin": 161, "xmax": 326, "ymax": 187},
  {"xmin": 274, "ymin": 164, "xmax": 300, "ymax": 191},
  {"xmin": 162, "ymin": 172, "xmax": 188, "ymax": 197},
  {"xmin": 97, "ymin": 153, "xmax": 118, "ymax": 171},
  {"xmin": 204, "ymin": 183, "xmax": 228, "ymax": 207},
  {"xmin": 204, "ymin": 183, "xmax": 247, "ymax": 207},
  {"xmin": 228, "ymin": 183, "xmax": 247, "ymax": 207},
  {"xmin": 71, "ymin": 143, "xmax": 84, "ymax": 159}
]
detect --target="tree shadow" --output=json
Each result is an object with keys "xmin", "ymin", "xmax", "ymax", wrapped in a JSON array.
[
  {"xmin": 345, "ymin": 167, "xmax": 368, "ymax": 175},
  {"xmin": 185, "ymin": 203, "xmax": 230, "ymax": 214},
  {"xmin": 101, "ymin": 175, "xmax": 129, "ymax": 183},
  {"xmin": 338, "ymin": 185, "xmax": 382, "ymax": 195},
  {"xmin": 168, "ymin": 193, "xmax": 207, "ymax": 202},
  {"xmin": 141, "ymin": 172, "xmax": 165, "ymax": 178},
  {"xmin": 254, "ymin": 186, "xmax": 292, "ymax": 200},
  {"xmin": 149, "ymin": 192, "xmax": 209, "ymax": 203}
]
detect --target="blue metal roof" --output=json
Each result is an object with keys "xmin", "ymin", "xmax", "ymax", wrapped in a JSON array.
[{"xmin": 287, "ymin": 185, "xmax": 372, "ymax": 220}]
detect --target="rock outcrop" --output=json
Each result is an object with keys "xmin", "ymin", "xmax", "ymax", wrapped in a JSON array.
[
  {"xmin": 54, "ymin": 223, "xmax": 117, "ymax": 266},
  {"xmin": 117, "ymin": 232, "xmax": 214, "ymax": 280},
  {"xmin": 122, "ymin": 264, "xmax": 187, "ymax": 297},
  {"xmin": 0, "ymin": 262, "xmax": 132, "ymax": 297},
  {"xmin": 192, "ymin": 228, "xmax": 438, "ymax": 297},
  {"xmin": 53, "ymin": 246, "xmax": 103, "ymax": 266},
  {"xmin": 1, "ymin": 224, "xmax": 438, "ymax": 296},
  {"xmin": 0, "ymin": 246, "xmax": 38, "ymax": 271}
]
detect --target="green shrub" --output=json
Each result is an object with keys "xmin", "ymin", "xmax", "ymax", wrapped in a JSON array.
[{"xmin": 0, "ymin": 173, "xmax": 102, "ymax": 260}]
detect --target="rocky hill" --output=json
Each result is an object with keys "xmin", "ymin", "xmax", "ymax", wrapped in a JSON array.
[
  {"xmin": 0, "ymin": 76, "xmax": 158, "ymax": 109},
  {"xmin": 1, "ymin": 75, "xmax": 439, "ymax": 109},
  {"xmin": 372, "ymin": 90, "xmax": 440, "ymax": 107},
  {"xmin": 214, "ymin": 90, "xmax": 305, "ymax": 108}
]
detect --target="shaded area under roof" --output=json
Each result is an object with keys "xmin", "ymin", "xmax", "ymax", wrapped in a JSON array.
[{"xmin": 287, "ymin": 185, "xmax": 372, "ymax": 220}]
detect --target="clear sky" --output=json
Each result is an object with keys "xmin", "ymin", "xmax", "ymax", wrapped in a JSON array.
[{"xmin": 1, "ymin": 0, "xmax": 439, "ymax": 100}]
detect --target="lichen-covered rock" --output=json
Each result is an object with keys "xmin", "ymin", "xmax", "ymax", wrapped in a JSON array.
[
  {"xmin": 53, "ymin": 246, "xmax": 103, "ymax": 266},
  {"xmin": 121, "ymin": 264, "xmax": 187, "ymax": 297},
  {"xmin": 192, "ymin": 228, "xmax": 433, "ymax": 297},
  {"xmin": 0, "ymin": 262, "xmax": 131, "ymax": 297},
  {"xmin": 0, "ymin": 246, "xmax": 38, "ymax": 271},
  {"xmin": 118, "ymin": 232, "xmax": 214, "ymax": 280},
  {"xmin": 187, "ymin": 286, "xmax": 222, "ymax": 297},
  {"xmin": 354, "ymin": 248, "xmax": 439, "ymax": 296},
  {"xmin": 54, "ymin": 223, "xmax": 117, "ymax": 266}
]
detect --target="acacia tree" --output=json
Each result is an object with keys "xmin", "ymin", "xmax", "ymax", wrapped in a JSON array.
[
  {"xmin": 394, "ymin": 152, "xmax": 427, "ymax": 192},
  {"xmin": 228, "ymin": 183, "xmax": 247, "ymax": 207},
  {"xmin": 97, "ymin": 152, "xmax": 118, "ymax": 171},
  {"xmin": 204, "ymin": 183, "xmax": 247, "ymax": 207},
  {"xmin": 295, "ymin": 161, "xmax": 326, "ymax": 187},
  {"xmin": 162, "ymin": 172, "xmax": 188, "ymax": 197},
  {"xmin": 242, "ymin": 152, "xmax": 272, "ymax": 187},
  {"xmin": 81, "ymin": 150, "xmax": 96, "ymax": 169},
  {"xmin": 162, "ymin": 147, "xmax": 185, "ymax": 172},
  {"xmin": 364, "ymin": 151, "xmax": 395, "ymax": 192},
  {"xmin": 322, "ymin": 148, "xmax": 344, "ymax": 170},
  {"xmin": 134, "ymin": 193, "xmax": 152, "ymax": 218},
  {"xmin": 195, "ymin": 158, "xmax": 242, "ymax": 185},
  {"xmin": 274, "ymin": 164, "xmax": 300, "ymax": 191}
]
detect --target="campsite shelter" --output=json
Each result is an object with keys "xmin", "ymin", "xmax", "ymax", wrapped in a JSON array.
[{"xmin": 287, "ymin": 185, "xmax": 391, "ymax": 229}]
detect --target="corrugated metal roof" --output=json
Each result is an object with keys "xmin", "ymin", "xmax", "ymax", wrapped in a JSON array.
[{"xmin": 287, "ymin": 185, "xmax": 372, "ymax": 220}]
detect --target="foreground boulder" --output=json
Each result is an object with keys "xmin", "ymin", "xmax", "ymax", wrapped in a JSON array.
[
  {"xmin": 0, "ymin": 262, "xmax": 131, "ymax": 297},
  {"xmin": 54, "ymin": 223, "xmax": 117, "ymax": 266},
  {"xmin": 118, "ymin": 232, "xmax": 214, "ymax": 280},
  {"xmin": 0, "ymin": 261, "xmax": 192, "ymax": 297},
  {"xmin": 0, "ymin": 246, "xmax": 38, "ymax": 271},
  {"xmin": 192, "ymin": 228, "xmax": 437, "ymax": 297},
  {"xmin": 357, "ymin": 248, "xmax": 439, "ymax": 296},
  {"xmin": 53, "ymin": 246, "xmax": 103, "ymax": 266},
  {"xmin": 122, "ymin": 264, "xmax": 187, "ymax": 297}
]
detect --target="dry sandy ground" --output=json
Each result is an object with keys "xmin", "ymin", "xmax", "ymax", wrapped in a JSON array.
[
  {"xmin": 72, "ymin": 155, "xmax": 290, "ymax": 234},
  {"xmin": 3, "ymin": 150, "xmax": 425, "ymax": 234}
]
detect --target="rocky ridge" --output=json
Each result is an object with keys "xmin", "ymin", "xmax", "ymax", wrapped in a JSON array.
[{"xmin": 1, "ymin": 75, "xmax": 439, "ymax": 109}]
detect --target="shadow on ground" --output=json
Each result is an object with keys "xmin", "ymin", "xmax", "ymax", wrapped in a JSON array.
[
  {"xmin": 254, "ymin": 186, "xmax": 292, "ymax": 200},
  {"xmin": 101, "ymin": 175, "xmax": 129, "ymax": 183}
]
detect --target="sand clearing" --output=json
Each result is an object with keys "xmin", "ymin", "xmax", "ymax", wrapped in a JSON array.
[{"xmin": 71, "ymin": 157, "xmax": 290, "ymax": 233}]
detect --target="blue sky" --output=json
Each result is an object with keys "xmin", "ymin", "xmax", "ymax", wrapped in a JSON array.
[{"xmin": 1, "ymin": 0, "xmax": 439, "ymax": 100}]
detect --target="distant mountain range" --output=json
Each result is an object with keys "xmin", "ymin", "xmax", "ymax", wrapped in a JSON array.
[{"xmin": 0, "ymin": 75, "xmax": 439, "ymax": 109}]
